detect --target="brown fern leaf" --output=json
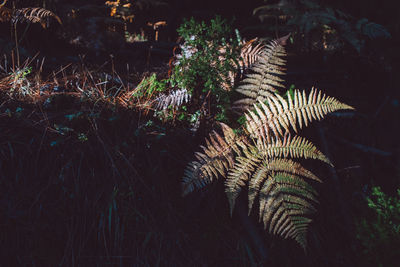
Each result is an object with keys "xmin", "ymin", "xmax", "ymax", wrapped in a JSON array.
[
  {"xmin": 225, "ymin": 145, "xmax": 262, "ymax": 215},
  {"xmin": 180, "ymin": 31, "xmax": 354, "ymax": 249},
  {"xmin": 238, "ymin": 38, "xmax": 266, "ymax": 75},
  {"xmin": 218, "ymin": 38, "xmax": 267, "ymax": 91},
  {"xmin": 12, "ymin": 7, "xmax": 62, "ymax": 27},
  {"xmin": 182, "ymin": 123, "xmax": 248, "ymax": 196},
  {"xmin": 245, "ymin": 88, "xmax": 354, "ymax": 143},
  {"xmin": 233, "ymin": 35, "xmax": 289, "ymax": 113}
]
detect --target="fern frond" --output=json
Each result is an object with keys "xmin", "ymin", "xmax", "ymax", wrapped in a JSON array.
[
  {"xmin": 257, "ymin": 172, "xmax": 317, "ymax": 248},
  {"xmin": 225, "ymin": 145, "xmax": 262, "ymax": 215},
  {"xmin": 182, "ymin": 123, "xmax": 247, "ymax": 196},
  {"xmin": 233, "ymin": 35, "xmax": 289, "ymax": 112},
  {"xmin": 154, "ymin": 88, "xmax": 191, "ymax": 110},
  {"xmin": 12, "ymin": 7, "xmax": 62, "ymax": 27},
  {"xmin": 180, "ymin": 31, "xmax": 355, "ymax": 249},
  {"xmin": 227, "ymin": 152, "xmax": 321, "ymax": 216},
  {"xmin": 270, "ymin": 173, "xmax": 319, "ymax": 198},
  {"xmin": 245, "ymin": 88, "xmax": 354, "ymax": 143},
  {"xmin": 266, "ymin": 158, "xmax": 321, "ymax": 182},
  {"xmin": 238, "ymin": 38, "xmax": 266, "ymax": 74},
  {"xmin": 257, "ymin": 134, "xmax": 331, "ymax": 165},
  {"xmin": 259, "ymin": 175, "xmax": 318, "ymax": 222},
  {"xmin": 248, "ymin": 165, "xmax": 269, "ymax": 214},
  {"xmin": 247, "ymin": 159, "xmax": 320, "ymax": 214}
]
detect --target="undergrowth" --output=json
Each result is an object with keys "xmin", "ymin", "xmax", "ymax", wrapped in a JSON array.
[
  {"xmin": 147, "ymin": 16, "xmax": 242, "ymax": 128},
  {"xmin": 0, "ymin": 55, "xmax": 248, "ymax": 266},
  {"xmin": 356, "ymin": 186, "xmax": 400, "ymax": 266},
  {"xmin": 0, "ymin": 14, "xmax": 264, "ymax": 262}
]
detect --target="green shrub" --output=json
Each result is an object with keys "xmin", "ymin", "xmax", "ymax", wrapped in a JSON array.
[
  {"xmin": 356, "ymin": 186, "xmax": 400, "ymax": 266},
  {"xmin": 153, "ymin": 16, "xmax": 242, "ymax": 125},
  {"xmin": 172, "ymin": 16, "xmax": 240, "ymax": 95}
]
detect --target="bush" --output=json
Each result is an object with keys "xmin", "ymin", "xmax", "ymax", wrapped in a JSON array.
[
  {"xmin": 153, "ymin": 16, "xmax": 242, "ymax": 125},
  {"xmin": 356, "ymin": 186, "xmax": 400, "ymax": 266}
]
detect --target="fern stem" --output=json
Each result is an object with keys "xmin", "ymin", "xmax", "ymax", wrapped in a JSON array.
[{"xmin": 13, "ymin": 24, "xmax": 20, "ymax": 67}]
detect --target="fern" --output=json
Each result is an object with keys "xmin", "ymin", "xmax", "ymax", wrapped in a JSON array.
[
  {"xmin": 154, "ymin": 88, "xmax": 191, "ymax": 110},
  {"xmin": 258, "ymin": 172, "xmax": 318, "ymax": 247},
  {"xmin": 245, "ymin": 88, "xmax": 354, "ymax": 143},
  {"xmin": 13, "ymin": 7, "xmax": 61, "ymax": 27},
  {"xmin": 233, "ymin": 35, "xmax": 289, "ymax": 112},
  {"xmin": 182, "ymin": 34, "xmax": 354, "ymax": 249},
  {"xmin": 0, "ymin": 1, "xmax": 61, "ymax": 28},
  {"xmin": 225, "ymin": 144, "xmax": 262, "ymax": 214},
  {"xmin": 182, "ymin": 123, "xmax": 248, "ymax": 196},
  {"xmin": 237, "ymin": 38, "xmax": 266, "ymax": 75}
]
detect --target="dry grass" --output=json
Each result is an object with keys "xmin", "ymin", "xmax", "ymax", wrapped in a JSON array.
[{"xmin": 0, "ymin": 56, "xmax": 260, "ymax": 266}]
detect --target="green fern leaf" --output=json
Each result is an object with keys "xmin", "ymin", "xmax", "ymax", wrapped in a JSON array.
[
  {"xmin": 266, "ymin": 158, "xmax": 322, "ymax": 182},
  {"xmin": 257, "ymin": 172, "xmax": 318, "ymax": 248}
]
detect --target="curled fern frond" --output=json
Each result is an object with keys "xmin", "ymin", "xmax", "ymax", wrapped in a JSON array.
[
  {"xmin": 154, "ymin": 88, "xmax": 191, "ymax": 110},
  {"xmin": 12, "ymin": 7, "xmax": 62, "ymax": 27},
  {"xmin": 182, "ymin": 123, "xmax": 248, "ymax": 196},
  {"xmin": 245, "ymin": 88, "xmax": 354, "ymax": 143},
  {"xmin": 233, "ymin": 35, "xmax": 289, "ymax": 112}
]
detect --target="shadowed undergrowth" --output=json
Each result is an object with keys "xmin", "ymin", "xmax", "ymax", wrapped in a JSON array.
[{"xmin": 0, "ymin": 63, "xmax": 259, "ymax": 266}]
